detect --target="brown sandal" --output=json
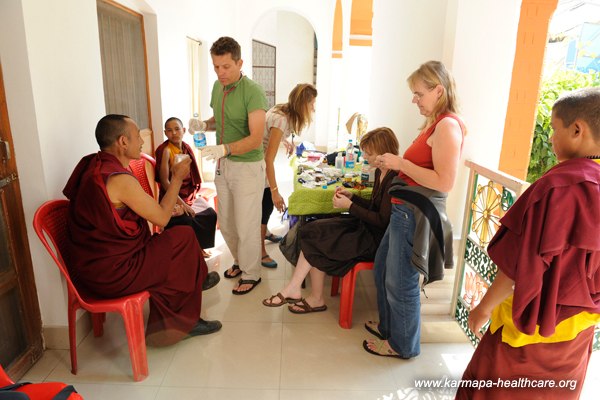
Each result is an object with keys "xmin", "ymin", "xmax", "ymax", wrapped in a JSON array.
[
  {"xmin": 288, "ymin": 298, "xmax": 327, "ymax": 314},
  {"xmin": 362, "ymin": 339, "xmax": 409, "ymax": 359},
  {"xmin": 262, "ymin": 292, "xmax": 301, "ymax": 307},
  {"xmin": 364, "ymin": 321, "xmax": 384, "ymax": 340}
]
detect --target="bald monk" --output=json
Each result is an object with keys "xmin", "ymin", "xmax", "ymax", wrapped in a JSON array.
[{"xmin": 63, "ymin": 114, "xmax": 221, "ymax": 347}]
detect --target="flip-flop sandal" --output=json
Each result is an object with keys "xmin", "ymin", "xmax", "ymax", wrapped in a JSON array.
[
  {"xmin": 362, "ymin": 339, "xmax": 408, "ymax": 359},
  {"xmin": 265, "ymin": 233, "xmax": 283, "ymax": 243},
  {"xmin": 223, "ymin": 264, "xmax": 242, "ymax": 279},
  {"xmin": 288, "ymin": 298, "xmax": 328, "ymax": 314},
  {"xmin": 232, "ymin": 278, "xmax": 262, "ymax": 295},
  {"xmin": 364, "ymin": 320, "xmax": 384, "ymax": 340},
  {"xmin": 261, "ymin": 255, "xmax": 278, "ymax": 268},
  {"xmin": 262, "ymin": 292, "xmax": 301, "ymax": 307}
]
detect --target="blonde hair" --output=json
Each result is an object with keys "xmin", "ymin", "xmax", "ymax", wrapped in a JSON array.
[
  {"xmin": 407, "ymin": 61, "xmax": 459, "ymax": 129},
  {"xmin": 273, "ymin": 83, "xmax": 318, "ymax": 134}
]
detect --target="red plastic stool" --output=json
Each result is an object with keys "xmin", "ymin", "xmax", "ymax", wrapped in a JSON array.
[{"xmin": 330, "ymin": 261, "xmax": 374, "ymax": 329}]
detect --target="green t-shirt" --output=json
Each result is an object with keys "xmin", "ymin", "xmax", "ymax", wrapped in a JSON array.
[{"xmin": 210, "ymin": 76, "xmax": 268, "ymax": 162}]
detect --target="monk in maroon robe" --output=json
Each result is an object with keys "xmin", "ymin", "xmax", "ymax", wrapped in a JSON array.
[
  {"xmin": 63, "ymin": 114, "xmax": 221, "ymax": 347},
  {"xmin": 154, "ymin": 117, "xmax": 217, "ymax": 250},
  {"xmin": 456, "ymin": 88, "xmax": 600, "ymax": 399}
]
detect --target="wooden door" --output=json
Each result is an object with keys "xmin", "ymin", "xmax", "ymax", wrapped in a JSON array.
[{"xmin": 0, "ymin": 62, "xmax": 43, "ymax": 378}]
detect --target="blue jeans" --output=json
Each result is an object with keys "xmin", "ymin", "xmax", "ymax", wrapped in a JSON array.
[{"xmin": 374, "ymin": 203, "xmax": 420, "ymax": 358}]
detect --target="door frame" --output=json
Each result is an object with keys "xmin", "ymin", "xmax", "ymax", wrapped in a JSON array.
[{"xmin": 0, "ymin": 62, "xmax": 43, "ymax": 378}]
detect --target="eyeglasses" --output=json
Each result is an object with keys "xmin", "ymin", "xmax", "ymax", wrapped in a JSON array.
[{"xmin": 412, "ymin": 87, "xmax": 434, "ymax": 101}]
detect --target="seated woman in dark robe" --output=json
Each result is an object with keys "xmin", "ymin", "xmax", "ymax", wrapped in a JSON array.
[
  {"xmin": 63, "ymin": 114, "xmax": 221, "ymax": 347},
  {"xmin": 262, "ymin": 127, "xmax": 399, "ymax": 313}
]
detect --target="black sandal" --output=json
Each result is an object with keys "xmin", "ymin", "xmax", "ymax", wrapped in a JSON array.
[
  {"xmin": 265, "ymin": 233, "xmax": 283, "ymax": 243},
  {"xmin": 223, "ymin": 264, "xmax": 241, "ymax": 279},
  {"xmin": 231, "ymin": 278, "xmax": 262, "ymax": 295}
]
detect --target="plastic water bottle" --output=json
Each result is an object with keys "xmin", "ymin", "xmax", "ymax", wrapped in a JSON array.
[
  {"xmin": 335, "ymin": 152, "xmax": 344, "ymax": 172},
  {"xmin": 345, "ymin": 140, "xmax": 355, "ymax": 170},
  {"xmin": 361, "ymin": 160, "xmax": 372, "ymax": 186},
  {"xmin": 191, "ymin": 113, "xmax": 207, "ymax": 148}
]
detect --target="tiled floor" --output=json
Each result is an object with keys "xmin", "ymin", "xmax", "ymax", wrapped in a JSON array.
[{"xmin": 23, "ymin": 149, "xmax": 600, "ymax": 399}]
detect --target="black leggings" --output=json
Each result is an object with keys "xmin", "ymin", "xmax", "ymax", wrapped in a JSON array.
[{"xmin": 261, "ymin": 187, "xmax": 274, "ymax": 225}]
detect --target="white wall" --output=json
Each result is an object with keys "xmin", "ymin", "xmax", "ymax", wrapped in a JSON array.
[
  {"xmin": 253, "ymin": 10, "xmax": 316, "ymax": 141},
  {"xmin": 446, "ymin": 0, "xmax": 522, "ymax": 233},
  {"xmin": 370, "ymin": 0, "xmax": 448, "ymax": 144},
  {"xmin": 276, "ymin": 11, "xmax": 315, "ymax": 106},
  {"xmin": 369, "ymin": 0, "xmax": 522, "ymax": 233},
  {"xmin": 0, "ymin": 0, "xmax": 106, "ymax": 327},
  {"xmin": 234, "ymin": 0, "xmax": 335, "ymax": 149}
]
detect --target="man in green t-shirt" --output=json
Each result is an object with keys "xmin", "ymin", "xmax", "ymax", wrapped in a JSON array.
[{"xmin": 195, "ymin": 37, "xmax": 268, "ymax": 295}]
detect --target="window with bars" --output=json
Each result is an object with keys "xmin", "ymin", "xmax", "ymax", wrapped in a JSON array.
[{"xmin": 252, "ymin": 40, "xmax": 276, "ymax": 108}]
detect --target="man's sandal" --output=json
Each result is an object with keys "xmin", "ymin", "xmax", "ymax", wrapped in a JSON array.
[
  {"xmin": 223, "ymin": 264, "xmax": 242, "ymax": 279},
  {"xmin": 287, "ymin": 298, "xmax": 327, "ymax": 314},
  {"xmin": 232, "ymin": 278, "xmax": 262, "ymax": 295},
  {"xmin": 262, "ymin": 292, "xmax": 301, "ymax": 307},
  {"xmin": 362, "ymin": 339, "xmax": 409, "ymax": 359},
  {"xmin": 364, "ymin": 320, "xmax": 384, "ymax": 340}
]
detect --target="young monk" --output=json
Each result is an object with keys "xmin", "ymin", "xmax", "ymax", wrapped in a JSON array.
[
  {"xmin": 155, "ymin": 117, "xmax": 218, "ymax": 255},
  {"xmin": 63, "ymin": 114, "xmax": 222, "ymax": 347},
  {"xmin": 456, "ymin": 87, "xmax": 600, "ymax": 399}
]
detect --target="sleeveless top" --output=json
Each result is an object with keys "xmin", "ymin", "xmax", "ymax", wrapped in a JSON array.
[{"xmin": 391, "ymin": 113, "xmax": 465, "ymax": 205}]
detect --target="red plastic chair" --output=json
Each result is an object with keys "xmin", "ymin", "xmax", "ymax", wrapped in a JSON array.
[
  {"xmin": 0, "ymin": 364, "xmax": 84, "ymax": 399},
  {"xmin": 129, "ymin": 152, "xmax": 157, "ymax": 199},
  {"xmin": 330, "ymin": 261, "xmax": 374, "ymax": 329},
  {"xmin": 129, "ymin": 153, "xmax": 160, "ymax": 233},
  {"xmin": 32, "ymin": 200, "xmax": 150, "ymax": 382}
]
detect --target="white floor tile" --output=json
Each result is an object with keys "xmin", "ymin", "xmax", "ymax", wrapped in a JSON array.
[{"xmin": 161, "ymin": 321, "xmax": 282, "ymax": 389}]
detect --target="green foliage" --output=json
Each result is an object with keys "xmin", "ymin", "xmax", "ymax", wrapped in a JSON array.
[{"xmin": 527, "ymin": 69, "xmax": 600, "ymax": 182}]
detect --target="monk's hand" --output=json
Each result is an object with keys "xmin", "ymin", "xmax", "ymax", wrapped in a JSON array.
[
  {"xmin": 467, "ymin": 304, "xmax": 491, "ymax": 339},
  {"xmin": 172, "ymin": 204, "xmax": 184, "ymax": 217},
  {"xmin": 201, "ymin": 145, "xmax": 226, "ymax": 161},
  {"xmin": 171, "ymin": 156, "xmax": 191, "ymax": 180},
  {"xmin": 183, "ymin": 203, "xmax": 195, "ymax": 216}
]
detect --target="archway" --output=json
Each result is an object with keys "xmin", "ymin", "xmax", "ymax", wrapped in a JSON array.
[{"xmin": 251, "ymin": 10, "xmax": 318, "ymax": 142}]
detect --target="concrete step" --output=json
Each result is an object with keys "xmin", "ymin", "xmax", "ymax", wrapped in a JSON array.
[{"xmin": 420, "ymin": 271, "xmax": 467, "ymax": 342}]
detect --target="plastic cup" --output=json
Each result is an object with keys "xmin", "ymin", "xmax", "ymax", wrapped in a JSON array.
[{"xmin": 174, "ymin": 154, "xmax": 189, "ymax": 164}]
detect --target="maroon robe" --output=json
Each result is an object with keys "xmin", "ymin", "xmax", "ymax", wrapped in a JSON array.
[
  {"xmin": 154, "ymin": 140, "xmax": 217, "ymax": 249},
  {"xmin": 457, "ymin": 158, "xmax": 600, "ymax": 399},
  {"xmin": 63, "ymin": 151, "xmax": 207, "ymax": 346},
  {"xmin": 154, "ymin": 140, "xmax": 202, "ymax": 205}
]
